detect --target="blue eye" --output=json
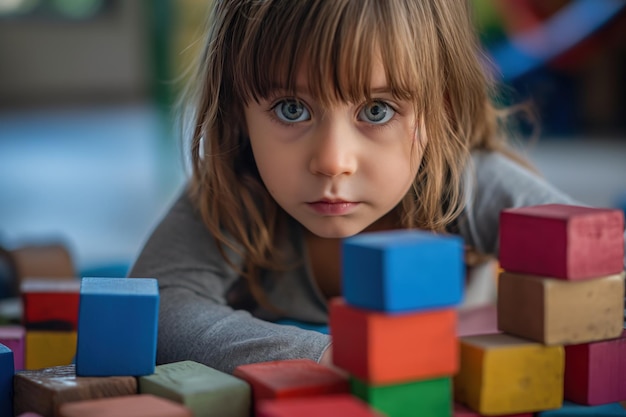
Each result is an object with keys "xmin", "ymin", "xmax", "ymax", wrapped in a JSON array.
[
  {"xmin": 274, "ymin": 99, "xmax": 310, "ymax": 123},
  {"xmin": 359, "ymin": 101, "xmax": 394, "ymax": 124}
]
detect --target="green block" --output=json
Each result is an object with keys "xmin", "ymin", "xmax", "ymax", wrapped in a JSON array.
[
  {"xmin": 139, "ymin": 360, "xmax": 250, "ymax": 417},
  {"xmin": 351, "ymin": 376, "xmax": 452, "ymax": 417}
]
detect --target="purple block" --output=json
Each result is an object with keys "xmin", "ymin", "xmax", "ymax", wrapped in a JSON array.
[
  {"xmin": 0, "ymin": 325, "xmax": 25, "ymax": 370},
  {"xmin": 565, "ymin": 330, "xmax": 626, "ymax": 405}
]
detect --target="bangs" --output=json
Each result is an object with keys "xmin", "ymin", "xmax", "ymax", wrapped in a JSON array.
[{"xmin": 228, "ymin": 0, "xmax": 434, "ymax": 106}]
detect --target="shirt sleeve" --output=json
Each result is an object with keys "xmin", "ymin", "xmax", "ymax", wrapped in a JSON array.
[
  {"xmin": 459, "ymin": 150, "xmax": 581, "ymax": 256},
  {"xmin": 127, "ymin": 189, "xmax": 331, "ymax": 374}
]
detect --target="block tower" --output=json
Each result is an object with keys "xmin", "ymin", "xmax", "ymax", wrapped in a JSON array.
[
  {"xmin": 21, "ymin": 278, "xmax": 80, "ymax": 370},
  {"xmin": 330, "ymin": 230, "xmax": 464, "ymax": 417},
  {"xmin": 455, "ymin": 204, "xmax": 625, "ymax": 415},
  {"xmin": 499, "ymin": 205, "xmax": 626, "ymax": 406}
]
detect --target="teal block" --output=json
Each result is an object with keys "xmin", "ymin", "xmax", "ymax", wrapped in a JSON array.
[
  {"xmin": 539, "ymin": 401, "xmax": 626, "ymax": 416},
  {"xmin": 139, "ymin": 360, "xmax": 250, "ymax": 417},
  {"xmin": 1, "ymin": 343, "xmax": 14, "ymax": 417},
  {"xmin": 76, "ymin": 277, "xmax": 159, "ymax": 376},
  {"xmin": 275, "ymin": 319, "xmax": 329, "ymax": 334},
  {"xmin": 342, "ymin": 230, "xmax": 464, "ymax": 312}
]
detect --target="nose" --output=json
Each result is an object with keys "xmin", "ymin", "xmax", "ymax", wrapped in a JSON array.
[{"xmin": 308, "ymin": 117, "xmax": 357, "ymax": 177}]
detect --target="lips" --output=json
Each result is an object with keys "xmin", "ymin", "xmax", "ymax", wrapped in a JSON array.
[{"xmin": 306, "ymin": 199, "xmax": 359, "ymax": 215}]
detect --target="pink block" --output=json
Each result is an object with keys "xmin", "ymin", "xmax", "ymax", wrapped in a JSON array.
[
  {"xmin": 454, "ymin": 403, "xmax": 532, "ymax": 416},
  {"xmin": 564, "ymin": 330, "xmax": 626, "ymax": 405},
  {"xmin": 0, "ymin": 325, "xmax": 25, "ymax": 370},
  {"xmin": 258, "ymin": 394, "xmax": 383, "ymax": 417},
  {"xmin": 499, "ymin": 204, "xmax": 624, "ymax": 280},
  {"xmin": 18, "ymin": 414, "xmax": 45, "ymax": 417}
]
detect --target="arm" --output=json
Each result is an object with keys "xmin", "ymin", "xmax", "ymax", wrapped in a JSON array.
[{"xmin": 128, "ymin": 189, "xmax": 331, "ymax": 374}]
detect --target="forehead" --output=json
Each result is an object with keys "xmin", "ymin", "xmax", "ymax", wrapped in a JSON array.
[{"xmin": 290, "ymin": 54, "xmax": 389, "ymax": 96}]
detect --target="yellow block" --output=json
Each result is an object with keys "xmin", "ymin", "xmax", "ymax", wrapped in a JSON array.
[
  {"xmin": 26, "ymin": 331, "xmax": 77, "ymax": 370},
  {"xmin": 455, "ymin": 333, "xmax": 564, "ymax": 415}
]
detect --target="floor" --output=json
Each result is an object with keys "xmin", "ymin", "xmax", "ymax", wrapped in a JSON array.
[{"xmin": 1, "ymin": 103, "xmax": 625, "ymax": 274}]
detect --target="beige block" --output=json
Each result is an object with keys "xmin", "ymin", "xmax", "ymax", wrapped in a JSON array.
[{"xmin": 498, "ymin": 272, "xmax": 624, "ymax": 345}]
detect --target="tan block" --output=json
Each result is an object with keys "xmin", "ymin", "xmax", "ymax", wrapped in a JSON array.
[{"xmin": 498, "ymin": 272, "xmax": 624, "ymax": 345}]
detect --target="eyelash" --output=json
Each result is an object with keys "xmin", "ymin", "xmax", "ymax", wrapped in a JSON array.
[{"xmin": 265, "ymin": 98, "xmax": 400, "ymax": 130}]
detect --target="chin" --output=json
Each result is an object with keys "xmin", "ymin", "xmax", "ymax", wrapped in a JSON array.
[{"xmin": 302, "ymin": 219, "xmax": 368, "ymax": 239}]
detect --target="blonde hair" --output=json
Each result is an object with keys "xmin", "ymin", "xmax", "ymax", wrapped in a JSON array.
[{"xmin": 184, "ymin": 0, "xmax": 529, "ymax": 298}]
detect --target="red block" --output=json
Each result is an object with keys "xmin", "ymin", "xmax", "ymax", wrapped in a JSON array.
[
  {"xmin": 258, "ymin": 394, "xmax": 383, "ymax": 417},
  {"xmin": 564, "ymin": 330, "xmax": 626, "ymax": 405},
  {"xmin": 21, "ymin": 279, "xmax": 80, "ymax": 330},
  {"xmin": 233, "ymin": 359, "xmax": 348, "ymax": 405},
  {"xmin": 499, "ymin": 204, "xmax": 624, "ymax": 280}
]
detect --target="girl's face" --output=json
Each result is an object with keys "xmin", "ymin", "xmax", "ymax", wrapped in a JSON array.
[{"xmin": 244, "ymin": 61, "xmax": 425, "ymax": 238}]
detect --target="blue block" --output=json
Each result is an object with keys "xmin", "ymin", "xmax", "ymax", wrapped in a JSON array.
[
  {"xmin": 342, "ymin": 230, "xmax": 464, "ymax": 312},
  {"xmin": 0, "ymin": 343, "xmax": 14, "ymax": 417},
  {"xmin": 539, "ymin": 401, "xmax": 626, "ymax": 416},
  {"xmin": 76, "ymin": 277, "xmax": 159, "ymax": 376}
]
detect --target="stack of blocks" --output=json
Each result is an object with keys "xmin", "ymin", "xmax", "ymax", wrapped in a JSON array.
[
  {"xmin": 455, "ymin": 204, "xmax": 626, "ymax": 416},
  {"xmin": 8, "ymin": 277, "xmax": 261, "ymax": 417},
  {"xmin": 330, "ymin": 230, "xmax": 464, "ymax": 417},
  {"xmin": 11, "ymin": 277, "xmax": 166, "ymax": 416},
  {"xmin": 20, "ymin": 278, "xmax": 80, "ymax": 370}
]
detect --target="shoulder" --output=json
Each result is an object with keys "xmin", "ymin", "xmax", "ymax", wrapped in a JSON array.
[
  {"xmin": 465, "ymin": 149, "xmax": 577, "ymax": 207},
  {"xmin": 457, "ymin": 149, "xmax": 578, "ymax": 254}
]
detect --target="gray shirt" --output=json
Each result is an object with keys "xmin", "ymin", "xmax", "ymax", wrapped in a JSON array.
[{"xmin": 128, "ymin": 151, "xmax": 616, "ymax": 374}]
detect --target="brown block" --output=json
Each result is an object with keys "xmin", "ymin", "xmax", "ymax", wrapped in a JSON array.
[
  {"xmin": 14, "ymin": 364, "xmax": 137, "ymax": 417},
  {"xmin": 498, "ymin": 272, "xmax": 624, "ymax": 345}
]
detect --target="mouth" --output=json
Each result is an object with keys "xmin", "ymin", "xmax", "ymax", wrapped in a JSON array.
[{"xmin": 306, "ymin": 199, "xmax": 360, "ymax": 215}]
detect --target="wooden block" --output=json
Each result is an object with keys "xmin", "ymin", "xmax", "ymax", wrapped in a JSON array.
[
  {"xmin": 537, "ymin": 401, "xmax": 626, "ymax": 416},
  {"xmin": 564, "ymin": 330, "xmax": 626, "ymax": 405},
  {"xmin": 13, "ymin": 364, "xmax": 136, "ymax": 417},
  {"xmin": 457, "ymin": 304, "xmax": 499, "ymax": 338},
  {"xmin": 1, "ymin": 343, "xmax": 14, "ymax": 417},
  {"xmin": 0, "ymin": 324, "xmax": 25, "ymax": 370},
  {"xmin": 58, "ymin": 394, "xmax": 192, "ymax": 417},
  {"xmin": 233, "ymin": 359, "xmax": 348, "ymax": 406},
  {"xmin": 499, "ymin": 204, "xmax": 624, "ymax": 280},
  {"xmin": 76, "ymin": 277, "xmax": 159, "ymax": 376},
  {"xmin": 351, "ymin": 375, "xmax": 451, "ymax": 417},
  {"xmin": 257, "ymin": 394, "xmax": 384, "ymax": 417},
  {"xmin": 12, "ymin": 243, "xmax": 76, "ymax": 283},
  {"xmin": 21, "ymin": 278, "xmax": 81, "ymax": 330},
  {"xmin": 498, "ymin": 272, "xmax": 624, "ymax": 345},
  {"xmin": 25, "ymin": 331, "xmax": 76, "ymax": 370},
  {"xmin": 455, "ymin": 333, "xmax": 564, "ymax": 415},
  {"xmin": 454, "ymin": 402, "xmax": 532, "ymax": 416},
  {"xmin": 330, "ymin": 298, "xmax": 457, "ymax": 384},
  {"xmin": 139, "ymin": 360, "xmax": 250, "ymax": 417},
  {"xmin": 342, "ymin": 230, "xmax": 463, "ymax": 312}
]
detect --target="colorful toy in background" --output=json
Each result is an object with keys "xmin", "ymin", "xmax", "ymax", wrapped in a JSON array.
[{"xmin": 474, "ymin": 0, "xmax": 626, "ymax": 136}]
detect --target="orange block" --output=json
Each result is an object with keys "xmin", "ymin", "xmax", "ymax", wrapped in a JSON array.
[{"xmin": 329, "ymin": 298, "xmax": 457, "ymax": 384}]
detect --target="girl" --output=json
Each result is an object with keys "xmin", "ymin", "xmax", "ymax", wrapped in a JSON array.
[{"xmin": 129, "ymin": 0, "xmax": 579, "ymax": 374}]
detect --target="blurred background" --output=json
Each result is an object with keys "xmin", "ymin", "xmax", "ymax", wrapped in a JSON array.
[{"xmin": 0, "ymin": 0, "xmax": 625, "ymax": 283}]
